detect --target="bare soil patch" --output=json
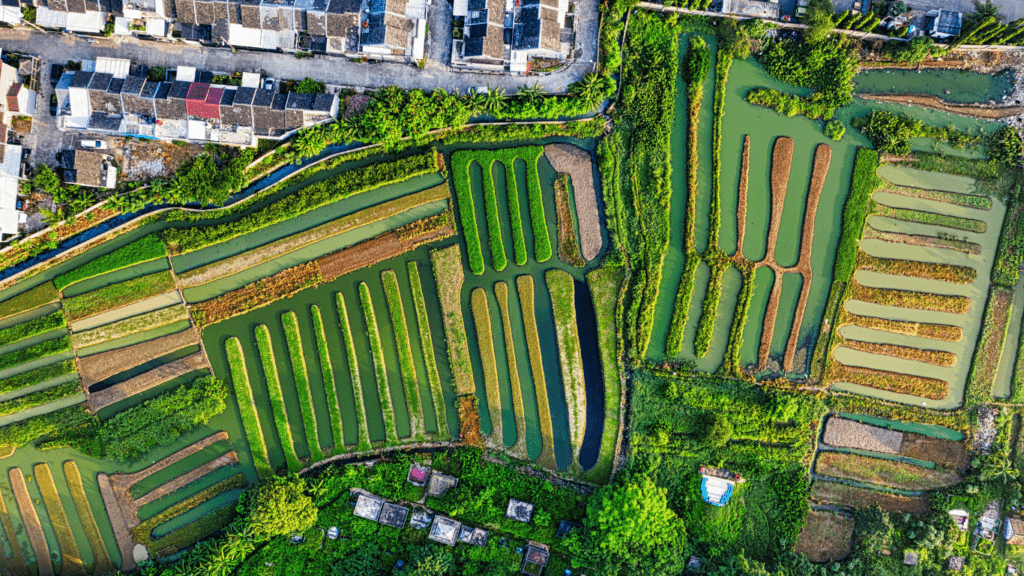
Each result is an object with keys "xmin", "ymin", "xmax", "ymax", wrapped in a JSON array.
[
  {"xmin": 553, "ymin": 174, "xmax": 585, "ymax": 267},
  {"xmin": 735, "ymin": 135, "xmax": 750, "ymax": 253},
  {"xmin": 9, "ymin": 468, "xmax": 53, "ymax": 576},
  {"xmin": 794, "ymin": 511, "xmax": 854, "ymax": 563},
  {"xmin": 823, "ymin": 416, "xmax": 903, "ymax": 454},
  {"xmin": 115, "ymin": 138, "xmax": 203, "ymax": 181},
  {"xmin": 112, "ymin": 432, "xmax": 229, "ymax": 492},
  {"xmin": 839, "ymin": 339, "xmax": 958, "ymax": 367},
  {"xmin": 815, "ymin": 451, "xmax": 960, "ymax": 491},
  {"xmin": 77, "ymin": 328, "xmax": 201, "ymax": 386},
  {"xmin": 88, "ymin": 351, "xmax": 209, "ymax": 412},
  {"xmin": 544, "ymin": 143, "xmax": 602, "ymax": 261},
  {"xmin": 810, "ymin": 481, "xmax": 930, "ymax": 515},
  {"xmin": 856, "ymin": 92, "xmax": 1023, "ymax": 120},
  {"xmin": 97, "ymin": 473, "xmax": 137, "ymax": 572},
  {"xmin": 318, "ymin": 215, "xmax": 454, "ymax": 281},
  {"xmin": 900, "ymin": 434, "xmax": 968, "ymax": 471},
  {"xmin": 191, "ymin": 262, "xmax": 321, "ymax": 329}
]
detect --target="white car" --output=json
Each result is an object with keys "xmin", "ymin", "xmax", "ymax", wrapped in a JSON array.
[{"xmin": 80, "ymin": 140, "xmax": 108, "ymax": 150}]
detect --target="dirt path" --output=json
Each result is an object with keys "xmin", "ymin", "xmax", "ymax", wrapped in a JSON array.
[
  {"xmin": 8, "ymin": 468, "xmax": 53, "ymax": 576},
  {"xmin": 88, "ymin": 351, "xmax": 209, "ymax": 412},
  {"xmin": 863, "ymin": 226, "xmax": 982, "ymax": 254},
  {"xmin": 756, "ymin": 137, "xmax": 794, "ymax": 371},
  {"xmin": 734, "ymin": 136, "xmax": 750, "ymax": 259},
  {"xmin": 0, "ymin": 471, "xmax": 26, "ymax": 576},
  {"xmin": 856, "ymin": 92, "xmax": 1024, "ymax": 120},
  {"xmin": 128, "ymin": 453, "xmax": 239, "ymax": 518},
  {"xmin": 111, "ymin": 432, "xmax": 229, "ymax": 492},
  {"xmin": 96, "ymin": 474, "xmax": 136, "ymax": 572},
  {"xmin": 758, "ymin": 269, "xmax": 784, "ymax": 371}
]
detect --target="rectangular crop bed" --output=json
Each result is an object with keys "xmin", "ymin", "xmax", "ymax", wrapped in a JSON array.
[
  {"xmin": 87, "ymin": 351, "xmax": 209, "ymax": 412},
  {"xmin": 810, "ymin": 480, "xmax": 930, "ymax": 515},
  {"xmin": 814, "ymin": 451, "xmax": 960, "ymax": 490},
  {"xmin": 0, "ymin": 282, "xmax": 58, "ymax": 322},
  {"xmin": 55, "ymin": 234, "xmax": 167, "ymax": 291},
  {"xmin": 336, "ymin": 293, "xmax": 372, "ymax": 451},
  {"xmin": 63, "ymin": 271, "xmax": 176, "ymax": 322},
  {"xmin": 77, "ymin": 328, "xmax": 200, "ymax": 386},
  {"xmin": 382, "ymin": 269, "xmax": 424, "ymax": 439},
  {"xmin": 255, "ymin": 324, "xmax": 302, "ymax": 472},
  {"xmin": 847, "ymin": 281, "xmax": 970, "ymax": 314},
  {"xmin": 71, "ymin": 305, "xmax": 189, "ymax": 349},
  {"xmin": 281, "ymin": 310, "xmax": 324, "ymax": 461},
  {"xmin": 825, "ymin": 363, "xmax": 948, "ymax": 400},
  {"xmin": 546, "ymin": 269, "xmax": 585, "ymax": 468},
  {"xmin": 430, "ymin": 245, "xmax": 475, "ymax": 397}
]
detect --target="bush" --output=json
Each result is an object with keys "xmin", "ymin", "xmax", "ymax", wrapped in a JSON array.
[
  {"xmin": 833, "ymin": 149, "xmax": 880, "ymax": 283},
  {"xmin": 852, "ymin": 110, "xmax": 980, "ymax": 155},
  {"xmin": 879, "ymin": 36, "xmax": 934, "ymax": 64},
  {"xmin": 240, "ymin": 475, "xmax": 317, "ymax": 539},
  {"xmin": 63, "ymin": 271, "xmax": 175, "ymax": 321},
  {"xmin": 987, "ymin": 126, "xmax": 1023, "ymax": 166},
  {"xmin": 757, "ymin": 33, "xmax": 858, "ymax": 119},
  {"xmin": 54, "ymin": 234, "xmax": 166, "ymax": 290},
  {"xmin": 824, "ymin": 120, "xmax": 845, "ymax": 141}
]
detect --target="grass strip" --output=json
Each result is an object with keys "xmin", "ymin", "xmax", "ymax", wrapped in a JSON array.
[
  {"xmin": 0, "ymin": 283, "xmax": 58, "ymax": 322},
  {"xmin": 809, "ymin": 480, "xmax": 930, "ymax": 515},
  {"xmin": 359, "ymin": 283, "xmax": 399, "ymax": 442},
  {"xmin": 63, "ymin": 271, "xmax": 176, "ymax": 322},
  {"xmin": 518, "ymin": 275, "xmax": 556, "ymax": 469},
  {"xmin": 872, "ymin": 202, "xmax": 986, "ymax": 233},
  {"xmin": 0, "ymin": 382, "xmax": 80, "ymax": 417},
  {"xmin": 54, "ymin": 234, "xmax": 167, "ymax": 291},
  {"xmin": 814, "ymin": 452, "xmax": 959, "ymax": 491},
  {"xmin": 0, "ymin": 361, "xmax": 77, "ymax": 396},
  {"xmin": 834, "ymin": 150, "xmax": 881, "ymax": 283},
  {"xmin": 311, "ymin": 305, "xmax": 345, "ymax": 452},
  {"xmin": 554, "ymin": 174, "xmax": 585, "ymax": 267},
  {"xmin": 847, "ymin": 281, "xmax": 970, "ymax": 314},
  {"xmin": 0, "ymin": 336, "xmax": 70, "ymax": 371},
  {"xmin": 0, "ymin": 405, "xmax": 91, "ymax": 449},
  {"xmin": 9, "ymin": 468, "xmax": 53, "ymax": 576},
  {"xmin": 382, "ymin": 270, "xmax": 424, "ymax": 439},
  {"xmin": 336, "ymin": 293, "xmax": 372, "ymax": 450},
  {"xmin": 470, "ymin": 288, "xmax": 502, "ymax": 446},
  {"xmin": 839, "ymin": 309, "xmax": 962, "ymax": 341},
  {"xmin": 584, "ymin": 266, "xmax": 624, "ymax": 483},
  {"xmin": 225, "ymin": 337, "xmax": 273, "ymax": 477},
  {"xmin": 967, "ymin": 286, "xmax": 1014, "ymax": 404},
  {"xmin": 255, "ymin": 324, "xmax": 302, "ymax": 472},
  {"xmin": 164, "ymin": 151, "xmax": 440, "ymax": 254},
  {"xmin": 839, "ymin": 339, "xmax": 957, "ymax": 367},
  {"xmin": 430, "ymin": 245, "xmax": 475, "ymax": 395},
  {"xmin": 503, "ymin": 160, "xmax": 528, "ymax": 266},
  {"xmin": 63, "ymin": 462, "xmax": 114, "ymax": 575},
  {"xmin": 720, "ymin": 264, "xmax": 755, "ymax": 379},
  {"xmin": 0, "ymin": 312, "xmax": 64, "ymax": 348},
  {"xmin": 33, "ymin": 464, "xmax": 86, "ymax": 576},
  {"xmin": 694, "ymin": 260, "xmax": 726, "ymax": 358},
  {"xmin": 825, "ymin": 363, "xmax": 949, "ymax": 400},
  {"xmin": 0, "ymin": 472, "xmax": 25, "ymax": 576},
  {"xmin": 131, "ymin": 474, "xmax": 246, "ymax": 556},
  {"xmin": 281, "ymin": 311, "xmax": 324, "ymax": 462},
  {"xmin": 191, "ymin": 262, "xmax": 322, "ymax": 329},
  {"xmin": 665, "ymin": 255, "xmax": 700, "ymax": 357},
  {"xmin": 479, "ymin": 159, "xmax": 508, "ymax": 271},
  {"xmin": 546, "ymin": 269, "xmax": 585, "ymax": 470},
  {"xmin": 494, "ymin": 281, "xmax": 528, "ymax": 459},
  {"xmin": 879, "ymin": 184, "xmax": 991, "ymax": 210},
  {"xmin": 451, "ymin": 153, "xmax": 487, "ymax": 275},
  {"xmin": 855, "ymin": 251, "xmax": 976, "ymax": 284},
  {"xmin": 70, "ymin": 305, "xmax": 187, "ymax": 349},
  {"xmin": 407, "ymin": 262, "xmax": 448, "ymax": 437}
]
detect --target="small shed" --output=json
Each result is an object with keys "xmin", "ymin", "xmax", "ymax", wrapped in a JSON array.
[
  {"xmin": 428, "ymin": 515, "xmax": 461, "ymax": 546},
  {"xmin": 948, "ymin": 556, "xmax": 964, "ymax": 572},
  {"xmin": 903, "ymin": 551, "xmax": 919, "ymax": 566},
  {"xmin": 458, "ymin": 525, "xmax": 489, "ymax": 547},
  {"xmin": 949, "ymin": 509, "xmax": 970, "ymax": 531},
  {"xmin": 408, "ymin": 463, "xmax": 429, "ymax": 486},
  {"xmin": 1007, "ymin": 517, "xmax": 1024, "ymax": 546},
  {"xmin": 353, "ymin": 492, "xmax": 384, "ymax": 522},
  {"xmin": 379, "ymin": 502, "xmax": 409, "ymax": 529},
  {"xmin": 507, "ymin": 498, "xmax": 534, "ymax": 523},
  {"xmin": 426, "ymin": 472, "xmax": 458, "ymax": 497},
  {"xmin": 521, "ymin": 542, "xmax": 550, "ymax": 576},
  {"xmin": 410, "ymin": 510, "xmax": 433, "ymax": 530},
  {"xmin": 556, "ymin": 520, "xmax": 581, "ymax": 539}
]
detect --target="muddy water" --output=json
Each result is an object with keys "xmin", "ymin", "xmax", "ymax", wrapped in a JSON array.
[
  {"xmin": 992, "ymin": 276, "xmax": 1024, "ymax": 399},
  {"xmin": 854, "ymin": 68, "xmax": 1014, "ymax": 104}
]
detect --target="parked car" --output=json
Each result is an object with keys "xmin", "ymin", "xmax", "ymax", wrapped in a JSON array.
[
  {"xmin": 80, "ymin": 140, "xmax": 108, "ymax": 150},
  {"xmin": 49, "ymin": 94, "xmax": 57, "ymax": 116}
]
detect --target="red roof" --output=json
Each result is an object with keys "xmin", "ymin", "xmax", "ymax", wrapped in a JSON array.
[
  {"xmin": 186, "ymin": 83, "xmax": 220, "ymax": 119},
  {"xmin": 409, "ymin": 468, "xmax": 427, "ymax": 481}
]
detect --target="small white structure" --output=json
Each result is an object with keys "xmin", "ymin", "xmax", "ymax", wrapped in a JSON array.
[
  {"xmin": 353, "ymin": 492, "xmax": 384, "ymax": 522},
  {"xmin": 949, "ymin": 509, "xmax": 970, "ymax": 532},
  {"xmin": 506, "ymin": 498, "xmax": 534, "ymax": 523},
  {"xmin": 428, "ymin": 515, "xmax": 461, "ymax": 546}
]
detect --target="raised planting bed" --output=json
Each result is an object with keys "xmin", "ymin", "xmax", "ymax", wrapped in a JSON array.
[
  {"xmin": 863, "ymin": 225, "xmax": 982, "ymax": 255},
  {"xmin": 430, "ymin": 245, "xmax": 475, "ymax": 396},
  {"xmin": 112, "ymin": 432, "xmax": 230, "ymax": 496},
  {"xmin": 500, "ymin": 159, "xmax": 528, "ymax": 266},
  {"xmin": 164, "ymin": 151, "xmax": 441, "ymax": 254},
  {"xmin": 847, "ymin": 281, "xmax": 970, "ymax": 314},
  {"xmin": 666, "ymin": 255, "xmax": 700, "ymax": 357},
  {"xmin": 0, "ymin": 405, "xmax": 91, "ymax": 449},
  {"xmin": 695, "ymin": 261, "xmax": 726, "ymax": 358},
  {"xmin": 494, "ymin": 281, "xmax": 528, "ymax": 459},
  {"xmin": 553, "ymin": 174, "xmax": 585, "ymax": 268},
  {"xmin": 130, "ymin": 453, "xmax": 239, "ymax": 513},
  {"xmin": 255, "ymin": 324, "xmax": 301, "ymax": 472},
  {"xmin": 9, "ymin": 468, "xmax": 54, "ymax": 576},
  {"xmin": 793, "ymin": 511, "xmax": 854, "ymax": 563},
  {"xmin": 546, "ymin": 269, "xmax": 585, "ymax": 468},
  {"xmin": 131, "ymin": 474, "xmax": 246, "ymax": 557},
  {"xmin": 76, "ymin": 328, "xmax": 200, "ymax": 386},
  {"xmin": 517, "ymin": 275, "xmax": 556, "ymax": 470},
  {"xmin": 281, "ymin": 310, "xmax": 324, "ymax": 461},
  {"xmin": 316, "ymin": 212, "xmax": 455, "ymax": 282},
  {"xmin": 0, "ymin": 311, "xmax": 64, "ymax": 348},
  {"xmin": 871, "ymin": 202, "xmax": 986, "ymax": 233},
  {"xmin": 967, "ymin": 285, "xmax": 1014, "ymax": 403},
  {"xmin": 545, "ymin": 143, "xmax": 602, "ymax": 261},
  {"xmin": 838, "ymin": 309, "xmax": 962, "ymax": 341},
  {"xmin": 584, "ymin": 266, "xmax": 624, "ymax": 482},
  {"xmin": 0, "ymin": 480, "xmax": 23, "ymax": 572},
  {"xmin": 191, "ymin": 262, "xmax": 322, "ymax": 329},
  {"xmin": 0, "ymin": 282, "xmax": 59, "ymax": 322},
  {"xmin": 71, "ymin": 304, "xmax": 188, "ymax": 349},
  {"xmin": 838, "ymin": 339, "xmax": 957, "ymax": 367},
  {"xmin": 177, "ymin": 185, "xmax": 449, "ymax": 288},
  {"xmin": 382, "ymin": 270, "xmax": 424, "ymax": 438},
  {"xmin": 900, "ymin": 433, "xmax": 968, "ymax": 470},
  {"xmin": 54, "ymin": 234, "xmax": 167, "ymax": 291},
  {"xmin": 450, "ymin": 153, "xmax": 486, "ymax": 275},
  {"xmin": 855, "ymin": 251, "xmax": 976, "ymax": 284},
  {"xmin": 63, "ymin": 271, "xmax": 176, "ymax": 322},
  {"xmin": 407, "ymin": 261, "xmax": 447, "ymax": 437},
  {"xmin": 0, "ymin": 381, "xmax": 81, "ymax": 418},
  {"xmin": 0, "ymin": 335, "xmax": 70, "ymax": 371},
  {"xmin": 0, "ymin": 360, "xmax": 77, "ymax": 397},
  {"xmin": 810, "ymin": 480, "xmax": 930, "ymax": 515},
  {"xmin": 834, "ymin": 150, "xmax": 881, "ymax": 284},
  {"xmin": 479, "ymin": 157, "xmax": 508, "ymax": 271},
  {"xmin": 358, "ymin": 283, "xmax": 399, "ymax": 442},
  {"xmin": 88, "ymin": 352, "xmax": 208, "ymax": 412},
  {"xmin": 63, "ymin": 462, "xmax": 115, "ymax": 576},
  {"xmin": 825, "ymin": 363, "xmax": 949, "ymax": 400},
  {"xmin": 878, "ymin": 183, "xmax": 992, "ymax": 210},
  {"xmin": 814, "ymin": 451, "xmax": 960, "ymax": 490},
  {"xmin": 822, "ymin": 416, "xmax": 903, "ymax": 454},
  {"xmin": 225, "ymin": 337, "xmax": 272, "ymax": 476},
  {"xmin": 33, "ymin": 463, "xmax": 86, "ymax": 576},
  {"xmin": 311, "ymin": 305, "xmax": 345, "ymax": 451},
  {"xmin": 336, "ymin": 293, "xmax": 372, "ymax": 451},
  {"xmin": 470, "ymin": 287, "xmax": 502, "ymax": 446}
]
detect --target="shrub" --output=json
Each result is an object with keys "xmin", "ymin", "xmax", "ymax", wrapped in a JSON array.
[
  {"xmin": 833, "ymin": 149, "xmax": 879, "ymax": 283},
  {"xmin": 987, "ymin": 126, "xmax": 1023, "ymax": 166},
  {"xmin": 63, "ymin": 271, "xmax": 175, "ymax": 321},
  {"xmin": 852, "ymin": 110, "xmax": 980, "ymax": 155},
  {"xmin": 0, "ymin": 405, "xmax": 92, "ymax": 449},
  {"xmin": 824, "ymin": 120, "xmax": 845, "ymax": 141},
  {"xmin": 0, "ymin": 336, "xmax": 70, "ymax": 371}
]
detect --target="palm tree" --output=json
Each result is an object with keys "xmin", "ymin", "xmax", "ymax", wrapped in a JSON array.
[
  {"xmin": 462, "ymin": 89, "xmax": 487, "ymax": 114},
  {"xmin": 517, "ymin": 83, "xmax": 543, "ymax": 104},
  {"xmin": 483, "ymin": 85, "xmax": 506, "ymax": 113},
  {"xmin": 569, "ymin": 72, "xmax": 610, "ymax": 111}
]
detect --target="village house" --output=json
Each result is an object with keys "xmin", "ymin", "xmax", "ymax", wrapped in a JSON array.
[{"xmin": 451, "ymin": 0, "xmax": 575, "ymax": 73}]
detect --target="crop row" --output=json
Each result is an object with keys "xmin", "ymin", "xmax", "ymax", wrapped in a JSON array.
[
  {"xmin": 809, "ymin": 481, "xmax": 930, "ymax": 515},
  {"xmin": 225, "ymin": 337, "xmax": 273, "ymax": 477},
  {"xmin": 502, "ymin": 159, "xmax": 528, "ymax": 266},
  {"xmin": 451, "ymin": 153, "xmax": 486, "ymax": 275},
  {"xmin": 430, "ymin": 245, "xmax": 475, "ymax": 396},
  {"xmin": 311, "ymin": 305, "xmax": 345, "ymax": 451},
  {"xmin": 382, "ymin": 270, "xmax": 424, "ymax": 439},
  {"xmin": 825, "ymin": 363, "xmax": 949, "ymax": 400},
  {"xmin": 63, "ymin": 461, "xmax": 115, "ymax": 575},
  {"xmin": 255, "ymin": 324, "xmax": 302, "ymax": 472},
  {"xmin": 164, "ymin": 151, "xmax": 440, "ymax": 254},
  {"xmin": 54, "ymin": 234, "xmax": 167, "ymax": 291},
  {"xmin": 855, "ymin": 251, "xmax": 977, "ymax": 284},
  {"xmin": 336, "ymin": 293, "xmax": 372, "ymax": 451},
  {"xmin": 0, "ymin": 282, "xmax": 58, "ymax": 321},
  {"xmin": 282, "ymin": 311, "xmax": 325, "ymax": 461},
  {"xmin": 34, "ymin": 463, "xmax": 86, "ymax": 576},
  {"xmin": 665, "ymin": 255, "xmax": 700, "ymax": 357},
  {"xmin": 71, "ymin": 305, "xmax": 188, "ymax": 349},
  {"xmin": 192, "ymin": 261, "xmax": 322, "ymax": 329},
  {"xmin": 966, "ymin": 286, "xmax": 1014, "ymax": 405},
  {"xmin": 814, "ymin": 452, "xmax": 959, "ymax": 491},
  {"xmin": 517, "ymin": 275, "xmax": 556, "ymax": 469},
  {"xmin": 694, "ymin": 259, "xmax": 726, "ymax": 358},
  {"xmin": 839, "ymin": 309, "xmax": 962, "ymax": 341},
  {"xmin": 359, "ymin": 283, "xmax": 399, "ymax": 442},
  {"xmin": 879, "ymin": 183, "xmax": 992, "ymax": 210},
  {"xmin": 9, "ymin": 467, "xmax": 52, "ymax": 576},
  {"xmin": 993, "ymin": 204, "xmax": 1024, "ymax": 287},
  {"xmin": 547, "ymin": 269, "xmax": 586, "ymax": 469},
  {"xmin": 708, "ymin": 53, "xmax": 732, "ymax": 250},
  {"xmin": 494, "ymin": 282, "xmax": 527, "ymax": 458},
  {"xmin": 131, "ymin": 474, "xmax": 247, "ymax": 557},
  {"xmin": 470, "ymin": 288, "xmax": 502, "ymax": 445},
  {"xmin": 77, "ymin": 329, "xmax": 199, "ymax": 386},
  {"xmin": 721, "ymin": 263, "xmax": 755, "ymax": 379},
  {"xmin": 0, "ymin": 335, "xmax": 70, "ymax": 372},
  {"xmin": 0, "ymin": 405, "xmax": 91, "ymax": 449},
  {"xmin": 583, "ymin": 267, "xmax": 624, "ymax": 482},
  {"xmin": 838, "ymin": 339, "xmax": 957, "ymax": 367},
  {"xmin": 872, "ymin": 202, "xmax": 986, "ymax": 233},
  {"xmin": 407, "ymin": 262, "xmax": 448, "ymax": 437},
  {"xmin": 64, "ymin": 270, "xmax": 176, "ymax": 322},
  {"xmin": 834, "ymin": 150, "xmax": 881, "ymax": 283},
  {"xmin": 0, "ymin": 381, "xmax": 81, "ymax": 418},
  {"xmin": 317, "ymin": 212, "xmax": 455, "ymax": 282},
  {"xmin": 847, "ymin": 281, "xmax": 970, "ymax": 314},
  {"xmin": 0, "ymin": 311, "xmax": 64, "ymax": 349},
  {"xmin": 0, "ymin": 360, "xmax": 77, "ymax": 396},
  {"xmin": 479, "ymin": 157, "xmax": 508, "ymax": 271},
  {"xmin": 553, "ymin": 174, "xmax": 585, "ymax": 267}
]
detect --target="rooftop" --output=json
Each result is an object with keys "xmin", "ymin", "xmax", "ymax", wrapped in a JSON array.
[
  {"xmin": 353, "ymin": 492, "xmax": 384, "ymax": 521},
  {"xmin": 379, "ymin": 503, "xmax": 409, "ymax": 529},
  {"xmin": 506, "ymin": 499, "xmax": 533, "ymax": 523},
  {"xmin": 426, "ymin": 472, "xmax": 458, "ymax": 497},
  {"xmin": 428, "ymin": 515, "xmax": 461, "ymax": 546}
]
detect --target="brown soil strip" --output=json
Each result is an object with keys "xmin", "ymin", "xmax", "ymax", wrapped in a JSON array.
[
  {"xmin": 0, "ymin": 471, "xmax": 26, "ymax": 576},
  {"xmin": 794, "ymin": 510, "xmax": 854, "ymax": 563},
  {"xmin": 77, "ymin": 328, "xmax": 201, "ymax": 387},
  {"xmin": 317, "ymin": 217, "xmax": 455, "ymax": 282},
  {"xmin": 783, "ymin": 144, "xmax": 831, "ymax": 372},
  {"xmin": 544, "ymin": 144, "xmax": 603, "ymax": 261},
  {"xmin": 8, "ymin": 468, "xmax": 53, "ymax": 576},
  {"xmin": 735, "ymin": 135, "xmax": 750, "ymax": 256},
  {"xmin": 765, "ymin": 136, "xmax": 794, "ymax": 263},
  {"xmin": 190, "ymin": 261, "xmax": 321, "ymax": 329},
  {"xmin": 88, "ymin": 351, "xmax": 209, "ymax": 412},
  {"xmin": 900, "ymin": 434, "xmax": 968, "ymax": 471},
  {"xmin": 878, "ymin": 184, "xmax": 991, "ymax": 210},
  {"xmin": 757, "ymin": 269, "xmax": 783, "ymax": 371},
  {"xmin": 815, "ymin": 451, "xmax": 960, "ymax": 491},
  {"xmin": 96, "ymin": 474, "xmax": 136, "ymax": 572},
  {"xmin": 810, "ymin": 481, "xmax": 930, "ymax": 516},
  {"xmin": 110, "ymin": 431, "xmax": 229, "ymax": 491},
  {"xmin": 825, "ymin": 362, "xmax": 949, "ymax": 400},
  {"xmin": 839, "ymin": 339, "xmax": 958, "ymax": 367},
  {"xmin": 839, "ymin": 310, "xmax": 962, "ymax": 341},
  {"xmin": 128, "ymin": 453, "xmax": 239, "ymax": 517},
  {"xmin": 856, "ymin": 92, "xmax": 1024, "ymax": 120},
  {"xmin": 822, "ymin": 416, "xmax": 902, "ymax": 454},
  {"xmin": 847, "ymin": 281, "xmax": 970, "ymax": 314},
  {"xmin": 862, "ymin": 225, "xmax": 982, "ymax": 255}
]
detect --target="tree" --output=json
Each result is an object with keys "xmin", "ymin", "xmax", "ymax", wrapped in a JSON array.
[
  {"xmin": 718, "ymin": 18, "xmax": 751, "ymax": 59},
  {"xmin": 967, "ymin": 0, "xmax": 1000, "ymax": 27},
  {"xmin": 292, "ymin": 126, "xmax": 328, "ymax": 160},
  {"xmin": 517, "ymin": 83, "xmax": 544, "ymax": 104},
  {"xmin": 482, "ymin": 85, "xmax": 506, "ymax": 113},
  {"xmin": 803, "ymin": 0, "xmax": 836, "ymax": 45},
  {"xmin": 295, "ymin": 77, "xmax": 325, "ymax": 94},
  {"xmin": 240, "ymin": 475, "xmax": 317, "ymax": 540},
  {"xmin": 567, "ymin": 476, "xmax": 687, "ymax": 576},
  {"xmin": 568, "ymin": 73, "xmax": 612, "ymax": 111},
  {"xmin": 704, "ymin": 413, "xmax": 733, "ymax": 448},
  {"xmin": 987, "ymin": 126, "xmax": 1023, "ymax": 165},
  {"xmin": 32, "ymin": 164, "xmax": 61, "ymax": 196},
  {"xmin": 403, "ymin": 547, "xmax": 456, "ymax": 576}
]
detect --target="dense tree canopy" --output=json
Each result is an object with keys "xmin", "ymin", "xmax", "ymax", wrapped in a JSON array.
[{"xmin": 241, "ymin": 475, "xmax": 318, "ymax": 539}]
